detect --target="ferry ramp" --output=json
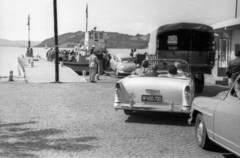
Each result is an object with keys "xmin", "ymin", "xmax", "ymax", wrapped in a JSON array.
[{"xmin": 18, "ymin": 57, "xmax": 87, "ymax": 83}]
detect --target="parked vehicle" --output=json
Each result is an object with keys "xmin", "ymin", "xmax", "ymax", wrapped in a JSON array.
[
  {"xmin": 188, "ymin": 76, "xmax": 240, "ymax": 157},
  {"xmin": 113, "ymin": 59, "xmax": 195, "ymax": 115},
  {"xmin": 148, "ymin": 22, "xmax": 215, "ymax": 93},
  {"xmin": 110, "ymin": 53, "xmax": 136, "ymax": 76}
]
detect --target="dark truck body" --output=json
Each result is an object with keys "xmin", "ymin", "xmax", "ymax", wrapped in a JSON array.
[{"xmin": 148, "ymin": 23, "xmax": 216, "ymax": 93}]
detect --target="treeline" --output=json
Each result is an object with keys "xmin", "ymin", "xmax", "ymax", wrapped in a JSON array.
[{"xmin": 36, "ymin": 31, "xmax": 150, "ymax": 49}]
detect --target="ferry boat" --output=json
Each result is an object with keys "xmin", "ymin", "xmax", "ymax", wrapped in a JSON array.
[
  {"xmin": 62, "ymin": 4, "xmax": 107, "ymax": 75},
  {"xmin": 62, "ymin": 28, "xmax": 107, "ymax": 75}
]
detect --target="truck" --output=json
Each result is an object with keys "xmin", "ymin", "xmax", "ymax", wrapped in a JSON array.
[{"xmin": 148, "ymin": 22, "xmax": 216, "ymax": 93}]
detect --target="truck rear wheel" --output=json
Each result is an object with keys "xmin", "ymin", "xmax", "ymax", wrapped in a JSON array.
[{"xmin": 194, "ymin": 74, "xmax": 204, "ymax": 93}]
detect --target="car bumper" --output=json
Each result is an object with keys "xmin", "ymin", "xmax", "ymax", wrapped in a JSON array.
[
  {"xmin": 117, "ymin": 70, "xmax": 132, "ymax": 75},
  {"xmin": 113, "ymin": 102, "xmax": 191, "ymax": 113}
]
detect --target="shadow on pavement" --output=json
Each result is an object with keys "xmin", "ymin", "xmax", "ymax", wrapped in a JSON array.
[
  {"xmin": 205, "ymin": 142, "xmax": 239, "ymax": 158},
  {"xmin": 125, "ymin": 112, "xmax": 190, "ymax": 126},
  {"xmin": 0, "ymin": 121, "xmax": 37, "ymax": 128},
  {"xmin": 0, "ymin": 122, "xmax": 98, "ymax": 157},
  {"xmin": 195, "ymin": 84, "xmax": 229, "ymax": 97}
]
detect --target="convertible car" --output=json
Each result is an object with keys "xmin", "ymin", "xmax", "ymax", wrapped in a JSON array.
[
  {"xmin": 110, "ymin": 53, "xmax": 136, "ymax": 76},
  {"xmin": 113, "ymin": 59, "xmax": 195, "ymax": 115},
  {"xmin": 189, "ymin": 76, "xmax": 240, "ymax": 156}
]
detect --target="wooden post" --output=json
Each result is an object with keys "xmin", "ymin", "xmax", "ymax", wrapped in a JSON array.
[{"xmin": 9, "ymin": 71, "xmax": 13, "ymax": 81}]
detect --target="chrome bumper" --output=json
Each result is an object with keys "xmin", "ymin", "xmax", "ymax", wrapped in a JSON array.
[{"xmin": 113, "ymin": 102, "xmax": 191, "ymax": 113}]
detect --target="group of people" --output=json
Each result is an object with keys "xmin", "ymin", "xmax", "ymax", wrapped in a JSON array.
[
  {"xmin": 26, "ymin": 47, "xmax": 33, "ymax": 56},
  {"xmin": 94, "ymin": 50, "xmax": 111, "ymax": 71},
  {"xmin": 131, "ymin": 60, "xmax": 183, "ymax": 77},
  {"xmin": 88, "ymin": 45, "xmax": 112, "ymax": 83},
  {"xmin": 226, "ymin": 50, "xmax": 240, "ymax": 98},
  {"xmin": 130, "ymin": 48, "xmax": 149, "ymax": 66},
  {"xmin": 46, "ymin": 48, "xmax": 77, "ymax": 62}
]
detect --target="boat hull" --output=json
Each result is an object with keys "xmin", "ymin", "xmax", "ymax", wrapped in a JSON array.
[{"xmin": 63, "ymin": 62, "xmax": 89, "ymax": 75}]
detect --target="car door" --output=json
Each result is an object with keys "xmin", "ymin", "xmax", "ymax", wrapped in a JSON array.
[{"xmin": 213, "ymin": 79, "xmax": 240, "ymax": 154}]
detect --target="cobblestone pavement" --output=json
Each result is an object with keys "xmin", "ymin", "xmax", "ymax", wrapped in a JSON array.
[{"xmin": 0, "ymin": 76, "xmax": 238, "ymax": 158}]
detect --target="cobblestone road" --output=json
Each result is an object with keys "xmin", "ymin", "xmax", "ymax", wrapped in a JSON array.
[{"xmin": 0, "ymin": 76, "xmax": 238, "ymax": 158}]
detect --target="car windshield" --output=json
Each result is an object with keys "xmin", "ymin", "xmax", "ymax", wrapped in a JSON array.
[{"xmin": 121, "ymin": 58, "xmax": 135, "ymax": 63}]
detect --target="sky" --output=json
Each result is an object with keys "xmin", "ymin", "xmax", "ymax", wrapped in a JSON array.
[{"xmin": 0, "ymin": 0, "xmax": 237, "ymax": 41}]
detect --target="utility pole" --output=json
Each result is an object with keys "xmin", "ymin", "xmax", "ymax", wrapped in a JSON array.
[{"xmin": 53, "ymin": 0, "xmax": 59, "ymax": 82}]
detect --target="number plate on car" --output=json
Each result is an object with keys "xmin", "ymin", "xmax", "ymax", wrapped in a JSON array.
[{"xmin": 142, "ymin": 95, "xmax": 162, "ymax": 102}]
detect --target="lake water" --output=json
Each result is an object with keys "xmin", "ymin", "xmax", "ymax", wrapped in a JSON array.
[{"xmin": 0, "ymin": 47, "xmax": 147, "ymax": 76}]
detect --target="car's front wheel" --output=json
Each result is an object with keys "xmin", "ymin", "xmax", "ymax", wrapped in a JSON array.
[
  {"xmin": 195, "ymin": 114, "xmax": 211, "ymax": 149},
  {"xmin": 123, "ymin": 109, "xmax": 132, "ymax": 115}
]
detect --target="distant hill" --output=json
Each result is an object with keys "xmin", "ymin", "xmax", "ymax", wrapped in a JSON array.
[
  {"xmin": 0, "ymin": 39, "xmax": 41, "ymax": 47},
  {"xmin": 36, "ymin": 31, "xmax": 150, "ymax": 49}
]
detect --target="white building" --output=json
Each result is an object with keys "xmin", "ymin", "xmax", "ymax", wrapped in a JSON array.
[{"xmin": 210, "ymin": 1, "xmax": 240, "ymax": 85}]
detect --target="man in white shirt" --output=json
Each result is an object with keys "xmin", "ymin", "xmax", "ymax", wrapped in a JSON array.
[{"xmin": 89, "ymin": 46, "xmax": 99, "ymax": 83}]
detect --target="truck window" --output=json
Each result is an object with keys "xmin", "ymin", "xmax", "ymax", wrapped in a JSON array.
[{"xmin": 167, "ymin": 35, "xmax": 178, "ymax": 50}]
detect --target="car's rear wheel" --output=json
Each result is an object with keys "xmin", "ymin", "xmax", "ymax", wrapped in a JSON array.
[
  {"xmin": 195, "ymin": 114, "xmax": 211, "ymax": 149},
  {"xmin": 123, "ymin": 109, "xmax": 132, "ymax": 115}
]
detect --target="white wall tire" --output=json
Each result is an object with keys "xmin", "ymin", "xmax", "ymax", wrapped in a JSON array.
[{"xmin": 195, "ymin": 114, "xmax": 211, "ymax": 149}]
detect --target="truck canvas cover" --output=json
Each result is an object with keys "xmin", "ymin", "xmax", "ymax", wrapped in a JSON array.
[{"xmin": 148, "ymin": 22, "xmax": 214, "ymax": 54}]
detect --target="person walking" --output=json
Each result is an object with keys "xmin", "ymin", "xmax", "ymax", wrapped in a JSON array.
[
  {"xmin": 89, "ymin": 50, "xmax": 100, "ymax": 83},
  {"xmin": 226, "ymin": 50, "xmax": 240, "ymax": 86}
]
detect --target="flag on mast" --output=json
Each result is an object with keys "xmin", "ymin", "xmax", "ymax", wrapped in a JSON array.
[{"xmin": 86, "ymin": 4, "xmax": 88, "ymax": 18}]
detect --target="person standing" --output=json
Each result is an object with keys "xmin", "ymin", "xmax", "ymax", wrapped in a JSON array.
[
  {"xmin": 226, "ymin": 50, "xmax": 240, "ymax": 86},
  {"xmin": 89, "ymin": 51, "xmax": 99, "ymax": 83},
  {"xmin": 130, "ymin": 49, "xmax": 134, "ymax": 57},
  {"xmin": 234, "ymin": 78, "xmax": 240, "ymax": 98},
  {"xmin": 106, "ymin": 53, "xmax": 111, "ymax": 70}
]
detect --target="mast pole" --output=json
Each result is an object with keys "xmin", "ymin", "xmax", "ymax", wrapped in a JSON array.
[
  {"xmin": 53, "ymin": 0, "xmax": 59, "ymax": 82},
  {"xmin": 86, "ymin": 4, "xmax": 88, "ymax": 32},
  {"xmin": 236, "ymin": 0, "xmax": 238, "ymax": 18},
  {"xmin": 28, "ymin": 15, "xmax": 31, "ymax": 48}
]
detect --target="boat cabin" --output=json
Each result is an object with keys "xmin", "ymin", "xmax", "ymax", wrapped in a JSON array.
[{"xmin": 85, "ymin": 30, "xmax": 107, "ymax": 51}]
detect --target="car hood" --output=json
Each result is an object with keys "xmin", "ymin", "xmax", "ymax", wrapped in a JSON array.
[{"xmin": 192, "ymin": 91, "xmax": 228, "ymax": 116}]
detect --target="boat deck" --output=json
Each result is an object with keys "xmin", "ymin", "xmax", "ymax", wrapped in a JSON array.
[{"xmin": 18, "ymin": 56, "xmax": 87, "ymax": 83}]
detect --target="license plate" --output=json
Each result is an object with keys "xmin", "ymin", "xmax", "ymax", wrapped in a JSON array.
[{"xmin": 142, "ymin": 95, "xmax": 162, "ymax": 102}]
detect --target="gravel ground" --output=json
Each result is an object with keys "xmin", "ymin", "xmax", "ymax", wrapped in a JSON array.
[{"xmin": 0, "ymin": 75, "xmax": 237, "ymax": 158}]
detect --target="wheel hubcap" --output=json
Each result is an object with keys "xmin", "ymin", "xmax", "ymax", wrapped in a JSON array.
[{"xmin": 197, "ymin": 121, "xmax": 203, "ymax": 143}]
